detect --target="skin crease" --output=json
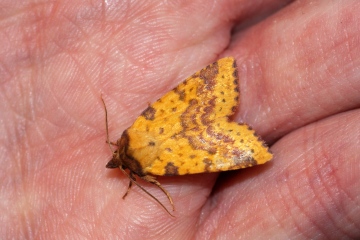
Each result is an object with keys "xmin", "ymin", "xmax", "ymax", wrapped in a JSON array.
[{"xmin": 1, "ymin": 0, "xmax": 359, "ymax": 239}]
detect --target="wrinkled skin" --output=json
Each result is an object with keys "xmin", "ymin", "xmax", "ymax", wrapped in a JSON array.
[{"xmin": 1, "ymin": 0, "xmax": 359, "ymax": 239}]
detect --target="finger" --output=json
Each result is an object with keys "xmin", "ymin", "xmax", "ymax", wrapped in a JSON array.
[
  {"xmin": 198, "ymin": 109, "xmax": 360, "ymax": 239},
  {"xmin": 227, "ymin": 1, "xmax": 360, "ymax": 141}
]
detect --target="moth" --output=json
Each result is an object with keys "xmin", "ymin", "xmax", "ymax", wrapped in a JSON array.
[{"xmin": 103, "ymin": 57, "xmax": 272, "ymax": 216}]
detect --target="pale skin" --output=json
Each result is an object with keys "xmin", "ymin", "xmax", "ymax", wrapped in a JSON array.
[{"xmin": 1, "ymin": 0, "xmax": 359, "ymax": 239}]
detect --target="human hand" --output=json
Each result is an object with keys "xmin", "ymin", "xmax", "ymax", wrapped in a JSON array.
[{"xmin": 1, "ymin": 1, "xmax": 359, "ymax": 239}]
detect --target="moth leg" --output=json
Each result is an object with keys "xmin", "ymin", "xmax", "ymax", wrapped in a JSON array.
[
  {"xmin": 118, "ymin": 167, "xmax": 174, "ymax": 216},
  {"xmin": 140, "ymin": 175, "xmax": 175, "ymax": 211},
  {"xmin": 122, "ymin": 172, "xmax": 136, "ymax": 199},
  {"xmin": 106, "ymin": 140, "xmax": 118, "ymax": 146}
]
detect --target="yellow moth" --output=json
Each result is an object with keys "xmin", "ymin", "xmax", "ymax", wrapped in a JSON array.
[{"xmin": 103, "ymin": 57, "xmax": 272, "ymax": 216}]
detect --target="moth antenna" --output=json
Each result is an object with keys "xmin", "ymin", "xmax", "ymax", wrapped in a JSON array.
[
  {"xmin": 118, "ymin": 167, "xmax": 175, "ymax": 217},
  {"xmin": 101, "ymin": 96, "xmax": 114, "ymax": 153}
]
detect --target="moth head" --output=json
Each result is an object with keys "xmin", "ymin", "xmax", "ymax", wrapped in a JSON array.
[
  {"xmin": 105, "ymin": 131, "xmax": 128, "ymax": 169},
  {"xmin": 106, "ymin": 151, "xmax": 121, "ymax": 169}
]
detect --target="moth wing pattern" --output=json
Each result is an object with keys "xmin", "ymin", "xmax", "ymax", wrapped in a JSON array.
[{"xmin": 125, "ymin": 57, "xmax": 272, "ymax": 176}]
